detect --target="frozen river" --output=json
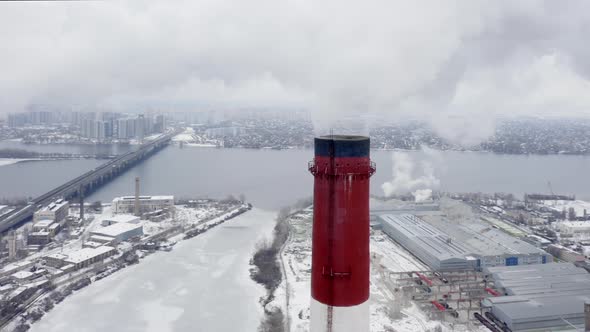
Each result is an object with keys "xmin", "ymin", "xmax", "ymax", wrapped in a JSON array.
[{"xmin": 31, "ymin": 208, "xmax": 277, "ymax": 332}]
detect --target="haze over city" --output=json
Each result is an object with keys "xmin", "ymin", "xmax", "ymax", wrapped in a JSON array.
[{"xmin": 2, "ymin": 1, "xmax": 590, "ymax": 332}]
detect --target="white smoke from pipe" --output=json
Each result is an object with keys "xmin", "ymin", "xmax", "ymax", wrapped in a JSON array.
[
  {"xmin": 413, "ymin": 189, "xmax": 433, "ymax": 202},
  {"xmin": 381, "ymin": 150, "xmax": 440, "ymax": 198}
]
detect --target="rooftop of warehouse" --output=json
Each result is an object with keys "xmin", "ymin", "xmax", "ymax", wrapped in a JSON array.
[
  {"xmin": 103, "ymin": 214, "xmax": 140, "ymax": 223},
  {"xmin": 39, "ymin": 200, "xmax": 68, "ymax": 212},
  {"xmin": 420, "ymin": 214, "xmax": 546, "ymax": 257},
  {"xmin": 488, "ymin": 292, "xmax": 590, "ymax": 321},
  {"xmin": 65, "ymin": 246, "xmax": 116, "ymax": 264},
  {"xmin": 91, "ymin": 222, "xmax": 143, "ymax": 237},
  {"xmin": 89, "ymin": 234, "xmax": 116, "ymax": 242},
  {"xmin": 33, "ymin": 220, "xmax": 54, "ymax": 228},
  {"xmin": 378, "ymin": 212, "xmax": 546, "ymax": 259},
  {"xmin": 484, "ymin": 263, "xmax": 590, "ymax": 295},
  {"xmin": 484, "ymin": 262, "xmax": 586, "ymax": 280},
  {"xmin": 484, "ymin": 263, "xmax": 590, "ymax": 322},
  {"xmin": 378, "ymin": 214, "xmax": 471, "ymax": 261}
]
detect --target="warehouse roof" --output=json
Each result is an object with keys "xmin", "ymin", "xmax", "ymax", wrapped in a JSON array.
[
  {"xmin": 89, "ymin": 235, "xmax": 115, "ymax": 243},
  {"xmin": 484, "ymin": 262, "xmax": 586, "ymax": 281},
  {"xmin": 65, "ymin": 246, "xmax": 115, "ymax": 264},
  {"xmin": 484, "ymin": 263, "xmax": 590, "ymax": 327},
  {"xmin": 45, "ymin": 253, "xmax": 67, "ymax": 261},
  {"xmin": 91, "ymin": 223, "xmax": 143, "ymax": 238},
  {"xmin": 378, "ymin": 214, "xmax": 470, "ymax": 261},
  {"xmin": 11, "ymin": 271, "xmax": 34, "ymax": 280},
  {"xmin": 33, "ymin": 220, "xmax": 54, "ymax": 228},
  {"xmin": 420, "ymin": 215, "xmax": 546, "ymax": 257},
  {"xmin": 488, "ymin": 292, "xmax": 590, "ymax": 322},
  {"xmin": 484, "ymin": 263, "xmax": 590, "ymax": 295},
  {"xmin": 103, "ymin": 214, "xmax": 139, "ymax": 223},
  {"xmin": 39, "ymin": 200, "xmax": 68, "ymax": 212},
  {"xmin": 378, "ymin": 213, "xmax": 546, "ymax": 261}
]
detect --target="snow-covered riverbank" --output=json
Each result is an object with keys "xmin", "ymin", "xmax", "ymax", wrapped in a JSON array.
[
  {"xmin": 31, "ymin": 208, "xmax": 277, "ymax": 332},
  {"xmin": 0, "ymin": 158, "xmax": 33, "ymax": 167}
]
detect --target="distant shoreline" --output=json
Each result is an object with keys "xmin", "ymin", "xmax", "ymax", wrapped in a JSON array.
[{"xmin": 0, "ymin": 158, "xmax": 37, "ymax": 167}]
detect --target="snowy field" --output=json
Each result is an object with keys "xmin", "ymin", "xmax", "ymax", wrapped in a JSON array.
[{"xmin": 30, "ymin": 208, "xmax": 277, "ymax": 332}]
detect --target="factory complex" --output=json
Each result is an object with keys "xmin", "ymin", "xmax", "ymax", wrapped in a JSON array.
[
  {"xmin": 483, "ymin": 263, "xmax": 590, "ymax": 331},
  {"xmin": 33, "ymin": 199, "xmax": 69, "ymax": 223},
  {"xmin": 45, "ymin": 246, "xmax": 116, "ymax": 270},
  {"xmin": 112, "ymin": 195, "xmax": 174, "ymax": 214},
  {"xmin": 371, "ymin": 202, "xmax": 590, "ymax": 331},
  {"xmin": 376, "ymin": 211, "xmax": 551, "ymax": 271},
  {"xmin": 90, "ymin": 222, "xmax": 143, "ymax": 244}
]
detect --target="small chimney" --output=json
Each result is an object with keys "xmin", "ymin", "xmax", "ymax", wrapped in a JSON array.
[
  {"xmin": 134, "ymin": 177, "xmax": 140, "ymax": 217},
  {"xmin": 79, "ymin": 185, "xmax": 84, "ymax": 221}
]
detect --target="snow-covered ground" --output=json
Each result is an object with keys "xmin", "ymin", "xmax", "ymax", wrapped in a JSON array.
[
  {"xmin": 542, "ymin": 199, "xmax": 590, "ymax": 217},
  {"xmin": 172, "ymin": 127, "xmax": 195, "ymax": 142},
  {"xmin": 183, "ymin": 143, "xmax": 217, "ymax": 148},
  {"xmin": 276, "ymin": 209, "xmax": 485, "ymax": 332},
  {"xmin": 30, "ymin": 208, "xmax": 277, "ymax": 332},
  {"xmin": 172, "ymin": 127, "xmax": 221, "ymax": 147},
  {"xmin": 0, "ymin": 158, "xmax": 34, "ymax": 167}
]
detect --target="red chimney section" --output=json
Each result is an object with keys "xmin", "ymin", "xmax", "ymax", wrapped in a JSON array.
[{"xmin": 309, "ymin": 135, "xmax": 375, "ymax": 331}]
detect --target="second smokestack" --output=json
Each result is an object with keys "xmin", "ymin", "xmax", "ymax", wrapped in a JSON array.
[{"xmin": 135, "ymin": 176, "xmax": 140, "ymax": 217}]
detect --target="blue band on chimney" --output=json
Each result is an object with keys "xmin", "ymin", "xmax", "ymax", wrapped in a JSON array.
[{"xmin": 314, "ymin": 136, "xmax": 370, "ymax": 157}]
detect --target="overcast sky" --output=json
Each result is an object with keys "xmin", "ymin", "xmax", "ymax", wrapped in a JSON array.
[{"xmin": 2, "ymin": 1, "xmax": 590, "ymax": 141}]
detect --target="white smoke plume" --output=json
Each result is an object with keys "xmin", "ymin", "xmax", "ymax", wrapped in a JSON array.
[
  {"xmin": 381, "ymin": 151, "xmax": 440, "ymax": 197},
  {"xmin": 3, "ymin": 2, "xmax": 590, "ymax": 145},
  {"xmin": 413, "ymin": 189, "xmax": 433, "ymax": 203}
]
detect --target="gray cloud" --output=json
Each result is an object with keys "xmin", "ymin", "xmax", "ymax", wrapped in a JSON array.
[{"xmin": 2, "ymin": 1, "xmax": 590, "ymax": 143}]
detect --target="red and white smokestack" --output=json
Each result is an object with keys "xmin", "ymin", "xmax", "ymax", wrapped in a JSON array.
[{"xmin": 308, "ymin": 135, "xmax": 375, "ymax": 332}]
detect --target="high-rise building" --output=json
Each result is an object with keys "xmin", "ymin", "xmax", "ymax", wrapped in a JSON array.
[
  {"xmin": 117, "ymin": 119, "xmax": 128, "ymax": 139},
  {"xmin": 7, "ymin": 113, "xmax": 26, "ymax": 127},
  {"xmin": 155, "ymin": 114, "xmax": 166, "ymax": 132},
  {"xmin": 7, "ymin": 231, "xmax": 17, "ymax": 259},
  {"xmin": 137, "ymin": 115, "xmax": 145, "ymax": 143},
  {"xmin": 81, "ymin": 119, "xmax": 97, "ymax": 139},
  {"xmin": 96, "ymin": 121, "xmax": 105, "ymax": 141}
]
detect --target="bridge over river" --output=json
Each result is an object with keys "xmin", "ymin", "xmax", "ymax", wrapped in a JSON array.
[{"xmin": 0, "ymin": 130, "xmax": 181, "ymax": 233}]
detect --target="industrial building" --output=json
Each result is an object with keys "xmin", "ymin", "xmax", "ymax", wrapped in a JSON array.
[
  {"xmin": 557, "ymin": 221, "xmax": 590, "ymax": 237},
  {"xmin": 377, "ymin": 213, "xmax": 551, "ymax": 271},
  {"xmin": 84, "ymin": 234, "xmax": 116, "ymax": 248},
  {"xmin": 101, "ymin": 214, "xmax": 140, "ymax": 226},
  {"xmin": 522, "ymin": 234, "xmax": 552, "ymax": 248},
  {"xmin": 112, "ymin": 195, "xmax": 174, "ymax": 214},
  {"xmin": 33, "ymin": 199, "xmax": 69, "ymax": 223},
  {"xmin": 44, "ymin": 246, "xmax": 116, "ymax": 270},
  {"xmin": 90, "ymin": 223, "xmax": 143, "ymax": 243},
  {"xmin": 546, "ymin": 244, "xmax": 585, "ymax": 263},
  {"xmin": 28, "ymin": 220, "xmax": 62, "ymax": 245},
  {"xmin": 483, "ymin": 263, "xmax": 590, "ymax": 331}
]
